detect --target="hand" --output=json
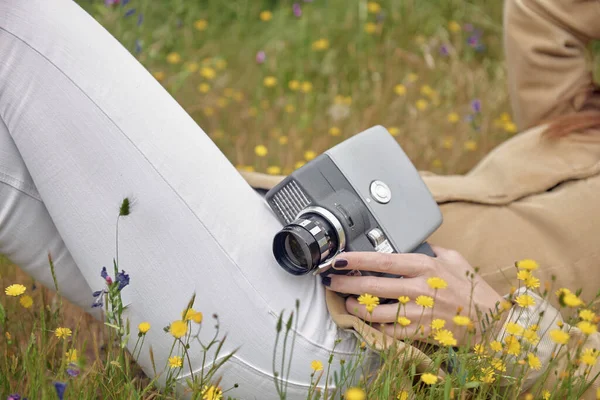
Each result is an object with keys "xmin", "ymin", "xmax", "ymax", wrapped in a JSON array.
[{"xmin": 323, "ymin": 246, "xmax": 505, "ymax": 346}]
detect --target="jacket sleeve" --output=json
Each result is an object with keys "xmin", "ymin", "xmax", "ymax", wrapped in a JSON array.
[{"xmin": 504, "ymin": 0, "xmax": 600, "ymax": 131}]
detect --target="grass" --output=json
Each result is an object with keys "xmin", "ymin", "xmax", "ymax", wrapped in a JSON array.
[{"xmin": 2, "ymin": 0, "xmax": 600, "ymax": 398}]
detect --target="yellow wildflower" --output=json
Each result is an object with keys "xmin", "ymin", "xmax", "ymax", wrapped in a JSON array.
[
  {"xmin": 394, "ymin": 84, "xmax": 407, "ymax": 96},
  {"xmin": 516, "ymin": 259, "xmax": 539, "ymax": 271},
  {"xmin": 169, "ymin": 356, "xmax": 183, "ymax": 368},
  {"xmin": 197, "ymin": 83, "xmax": 211, "ymax": 93},
  {"xmin": 233, "ymin": 91, "xmax": 244, "ymax": 102},
  {"xmin": 464, "ymin": 140, "xmax": 478, "ymax": 151},
  {"xmin": 278, "ymin": 136, "xmax": 288, "ymax": 145},
  {"xmin": 66, "ymin": 349, "xmax": 78, "ymax": 363},
  {"xmin": 5, "ymin": 332, "xmax": 11, "ymax": 341},
  {"xmin": 255, "ymin": 145, "xmax": 268, "ymax": 157},
  {"xmin": 397, "ymin": 391, "xmax": 409, "ymax": 400},
  {"xmin": 407, "ymin": 73, "xmax": 418, "ymax": 82},
  {"xmin": 367, "ymin": 2, "xmax": 381, "ymax": 13},
  {"xmin": 448, "ymin": 21, "xmax": 461, "ymax": 33},
  {"xmin": 506, "ymin": 322, "xmax": 524, "ymax": 336},
  {"xmin": 364, "ymin": 23, "xmax": 377, "ymax": 34},
  {"xmin": 481, "ymin": 367, "xmax": 496, "ymax": 383},
  {"xmin": 581, "ymin": 348, "xmax": 599, "ymax": 366},
  {"xmin": 138, "ymin": 322, "xmax": 151, "ymax": 334},
  {"xmin": 420, "ymin": 85, "xmax": 433, "ymax": 97},
  {"xmin": 201, "ymin": 385, "xmax": 223, "ymax": 400},
  {"xmin": 5, "ymin": 284, "xmax": 26, "ymax": 297},
  {"xmin": 563, "ymin": 292, "xmax": 584, "ymax": 307},
  {"xmin": 434, "ymin": 329, "xmax": 457, "ymax": 346},
  {"xmin": 453, "ymin": 315, "xmax": 471, "ymax": 326},
  {"xmin": 427, "ymin": 277, "xmax": 448, "ymax": 290},
  {"xmin": 200, "ymin": 67, "xmax": 216, "ymax": 80},
  {"xmin": 442, "ymin": 136, "xmax": 454, "ymax": 149},
  {"xmin": 329, "ymin": 127, "xmax": 341, "ymax": 136},
  {"xmin": 266, "ymin": 166, "xmax": 282, "ymax": 175},
  {"xmin": 388, "ymin": 127, "xmax": 399, "ymax": 136},
  {"xmin": 311, "ymin": 360, "xmax": 323, "ymax": 371},
  {"xmin": 301, "ymin": 81, "xmax": 313, "ymax": 93},
  {"xmin": 263, "ymin": 76, "xmax": 277, "ymax": 88},
  {"xmin": 525, "ymin": 276, "xmax": 540, "ymax": 289},
  {"xmin": 523, "ymin": 327, "xmax": 540, "ymax": 345},
  {"xmin": 474, "ymin": 344, "xmax": 486, "ymax": 355},
  {"xmin": 288, "ymin": 80, "xmax": 300, "ymax": 91},
  {"xmin": 577, "ymin": 321, "xmax": 597, "ymax": 335},
  {"xmin": 504, "ymin": 335, "xmax": 521, "ymax": 355},
  {"xmin": 19, "ymin": 295, "xmax": 33, "ymax": 308},
  {"xmin": 357, "ymin": 293, "xmax": 380, "ymax": 313},
  {"xmin": 431, "ymin": 319, "xmax": 446, "ymax": 330},
  {"xmin": 420, "ymin": 373, "xmax": 438, "ymax": 385},
  {"xmin": 580, "ymin": 309, "xmax": 596, "ymax": 322},
  {"xmin": 55, "ymin": 327, "xmax": 72, "ymax": 339},
  {"xmin": 215, "ymin": 59, "xmax": 227, "ymax": 70},
  {"xmin": 504, "ymin": 122, "xmax": 518, "ymax": 133},
  {"xmin": 527, "ymin": 353, "xmax": 541, "ymax": 370},
  {"xmin": 166, "ymin": 52, "xmax": 181, "ymax": 64},
  {"xmin": 415, "ymin": 99, "xmax": 428, "ymax": 111},
  {"xmin": 491, "ymin": 357, "xmax": 507, "ymax": 372},
  {"xmin": 185, "ymin": 62, "xmax": 199, "ymax": 73},
  {"xmin": 344, "ymin": 387, "xmax": 366, "ymax": 400},
  {"xmin": 542, "ymin": 390, "xmax": 551, "ymax": 400},
  {"xmin": 549, "ymin": 329, "xmax": 569, "ymax": 345},
  {"xmin": 183, "ymin": 309, "xmax": 203, "ymax": 324},
  {"xmin": 259, "ymin": 10, "xmax": 273, "ymax": 21},
  {"xmin": 294, "ymin": 161, "xmax": 305, "ymax": 169},
  {"xmin": 311, "ymin": 38, "xmax": 330, "ymax": 51},
  {"xmin": 416, "ymin": 295, "xmax": 434, "ymax": 308},
  {"xmin": 194, "ymin": 19, "xmax": 208, "ymax": 31},
  {"xmin": 398, "ymin": 296, "xmax": 410, "ymax": 304},
  {"xmin": 431, "ymin": 159, "xmax": 443, "ymax": 169},
  {"xmin": 152, "ymin": 71, "xmax": 165, "ymax": 82},
  {"xmin": 304, "ymin": 150, "xmax": 317, "ymax": 161},
  {"xmin": 447, "ymin": 112, "xmax": 460, "ymax": 123},
  {"xmin": 203, "ymin": 107, "xmax": 214, "ymax": 117},
  {"xmin": 515, "ymin": 294, "xmax": 536, "ymax": 308},
  {"xmin": 397, "ymin": 316, "xmax": 411, "ymax": 327},
  {"xmin": 169, "ymin": 320, "xmax": 188, "ymax": 339},
  {"xmin": 516, "ymin": 270, "xmax": 530, "ymax": 281},
  {"xmin": 490, "ymin": 340, "xmax": 503, "ymax": 352}
]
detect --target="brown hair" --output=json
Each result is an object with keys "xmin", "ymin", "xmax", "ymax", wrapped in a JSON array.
[{"xmin": 542, "ymin": 110, "xmax": 600, "ymax": 138}]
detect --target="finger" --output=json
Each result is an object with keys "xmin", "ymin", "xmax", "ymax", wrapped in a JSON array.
[
  {"xmin": 328, "ymin": 274, "xmax": 428, "ymax": 299},
  {"xmin": 429, "ymin": 245, "xmax": 467, "ymax": 263},
  {"xmin": 331, "ymin": 251, "xmax": 436, "ymax": 277}
]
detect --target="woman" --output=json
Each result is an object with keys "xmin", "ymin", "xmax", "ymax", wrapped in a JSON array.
[{"xmin": 0, "ymin": 1, "xmax": 598, "ymax": 400}]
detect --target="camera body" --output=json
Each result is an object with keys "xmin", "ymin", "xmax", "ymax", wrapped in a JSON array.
[{"xmin": 265, "ymin": 125, "xmax": 443, "ymax": 281}]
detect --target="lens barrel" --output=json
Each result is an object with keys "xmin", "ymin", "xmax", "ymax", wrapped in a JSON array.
[{"xmin": 273, "ymin": 212, "xmax": 340, "ymax": 275}]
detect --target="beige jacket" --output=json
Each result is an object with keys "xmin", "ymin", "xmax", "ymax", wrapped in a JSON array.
[{"xmin": 241, "ymin": 0, "xmax": 600, "ymax": 397}]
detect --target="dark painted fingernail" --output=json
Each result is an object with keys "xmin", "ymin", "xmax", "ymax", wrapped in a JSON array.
[
  {"xmin": 333, "ymin": 259, "xmax": 348, "ymax": 269},
  {"xmin": 321, "ymin": 276, "xmax": 331, "ymax": 287}
]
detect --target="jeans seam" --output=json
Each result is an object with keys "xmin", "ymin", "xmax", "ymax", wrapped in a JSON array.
[
  {"xmin": 0, "ymin": 26, "xmax": 340, "ymax": 353},
  {"xmin": 0, "ymin": 170, "xmax": 42, "ymax": 201}
]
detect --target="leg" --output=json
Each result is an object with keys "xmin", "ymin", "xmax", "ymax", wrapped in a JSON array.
[{"xmin": 0, "ymin": 1, "xmax": 377, "ymax": 397}]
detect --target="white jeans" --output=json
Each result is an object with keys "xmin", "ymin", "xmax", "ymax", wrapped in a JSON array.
[{"xmin": 0, "ymin": 1, "xmax": 378, "ymax": 397}]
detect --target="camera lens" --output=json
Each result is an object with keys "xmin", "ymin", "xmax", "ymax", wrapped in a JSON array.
[{"xmin": 273, "ymin": 212, "xmax": 341, "ymax": 275}]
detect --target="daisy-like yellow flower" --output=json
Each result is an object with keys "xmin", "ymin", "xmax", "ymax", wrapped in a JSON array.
[
  {"xmin": 481, "ymin": 367, "xmax": 496, "ymax": 383},
  {"xmin": 259, "ymin": 10, "xmax": 273, "ymax": 21},
  {"xmin": 169, "ymin": 320, "xmax": 188, "ymax": 339},
  {"xmin": 464, "ymin": 140, "xmax": 478, "ymax": 151},
  {"xmin": 138, "ymin": 321, "xmax": 151, "ymax": 334},
  {"xmin": 453, "ymin": 315, "xmax": 471, "ymax": 326},
  {"xmin": 288, "ymin": 80, "xmax": 300, "ymax": 91},
  {"xmin": 397, "ymin": 316, "xmax": 411, "ymax": 327},
  {"xmin": 442, "ymin": 136, "xmax": 454, "ymax": 149},
  {"xmin": 474, "ymin": 344, "xmax": 486, "ymax": 355},
  {"xmin": 166, "ymin": 52, "xmax": 181, "ymax": 64},
  {"xmin": 364, "ymin": 23, "xmax": 377, "ymax": 34},
  {"xmin": 525, "ymin": 276, "xmax": 540, "ymax": 289},
  {"xmin": 263, "ymin": 76, "xmax": 277, "ymax": 88},
  {"xmin": 344, "ymin": 387, "xmax": 366, "ymax": 400},
  {"xmin": 278, "ymin": 136, "xmax": 289, "ymax": 145},
  {"xmin": 549, "ymin": 329, "xmax": 569, "ymax": 345},
  {"xmin": 448, "ymin": 21, "xmax": 461, "ymax": 33},
  {"xmin": 527, "ymin": 353, "xmax": 542, "ymax": 370},
  {"xmin": 311, "ymin": 360, "xmax": 323, "ymax": 371},
  {"xmin": 516, "ymin": 270, "xmax": 530, "ymax": 281},
  {"xmin": 431, "ymin": 319, "xmax": 446, "ymax": 330},
  {"xmin": 394, "ymin": 84, "xmax": 407, "ymax": 96},
  {"xmin": 197, "ymin": 83, "xmax": 211, "ymax": 93},
  {"xmin": 420, "ymin": 373, "xmax": 438, "ymax": 385},
  {"xmin": 201, "ymin": 385, "xmax": 223, "ymax": 400},
  {"xmin": 426, "ymin": 277, "xmax": 447, "ymax": 290},
  {"xmin": 66, "ymin": 349, "xmax": 78, "ymax": 363},
  {"xmin": 169, "ymin": 356, "xmax": 183, "ymax": 368},
  {"xmin": 5, "ymin": 284, "xmax": 26, "ymax": 297},
  {"xmin": 542, "ymin": 390, "xmax": 551, "ymax": 400},
  {"xmin": 577, "ymin": 321, "xmax": 597, "ymax": 335},
  {"xmin": 311, "ymin": 38, "xmax": 330, "ymax": 51},
  {"xmin": 504, "ymin": 335, "xmax": 521, "ymax": 356},
  {"xmin": 515, "ymin": 294, "xmax": 536, "ymax": 308},
  {"xmin": 357, "ymin": 293, "xmax": 380, "ymax": 313},
  {"xmin": 580, "ymin": 309, "xmax": 596, "ymax": 322},
  {"xmin": 304, "ymin": 150, "xmax": 317, "ymax": 161},
  {"xmin": 183, "ymin": 309, "xmax": 203, "ymax": 324},
  {"xmin": 194, "ymin": 19, "xmax": 208, "ymax": 31},
  {"xmin": 200, "ymin": 67, "xmax": 216, "ymax": 80},
  {"xmin": 416, "ymin": 295, "xmax": 434, "ymax": 308},
  {"xmin": 398, "ymin": 296, "xmax": 410, "ymax": 304},
  {"xmin": 489, "ymin": 340, "xmax": 503, "ymax": 352},
  {"xmin": 388, "ymin": 127, "xmax": 399, "ymax": 136},
  {"xmin": 506, "ymin": 322, "xmax": 524, "ymax": 336},
  {"xmin": 447, "ymin": 112, "xmax": 460, "ymax": 123},
  {"xmin": 581, "ymin": 348, "xmax": 599, "ymax": 366},
  {"xmin": 516, "ymin": 259, "xmax": 539, "ymax": 271},
  {"xmin": 434, "ymin": 329, "xmax": 457, "ymax": 347},
  {"xmin": 55, "ymin": 327, "xmax": 72, "ymax": 339},
  {"xmin": 397, "ymin": 391, "xmax": 409, "ymax": 400},
  {"xmin": 491, "ymin": 357, "xmax": 507, "ymax": 372},
  {"xmin": 19, "ymin": 295, "xmax": 33, "ymax": 308},
  {"xmin": 152, "ymin": 71, "xmax": 166, "ymax": 82},
  {"xmin": 523, "ymin": 327, "xmax": 540, "ymax": 345},
  {"xmin": 267, "ymin": 166, "xmax": 282, "ymax": 175},
  {"xmin": 329, "ymin": 127, "xmax": 341, "ymax": 136},
  {"xmin": 185, "ymin": 62, "xmax": 199, "ymax": 73},
  {"xmin": 367, "ymin": 1, "xmax": 381, "ymax": 13},
  {"xmin": 301, "ymin": 81, "xmax": 313, "ymax": 93},
  {"xmin": 254, "ymin": 145, "xmax": 268, "ymax": 157},
  {"xmin": 203, "ymin": 107, "xmax": 215, "ymax": 117},
  {"xmin": 415, "ymin": 99, "xmax": 428, "ymax": 111},
  {"xmin": 504, "ymin": 122, "xmax": 518, "ymax": 134},
  {"xmin": 563, "ymin": 292, "xmax": 584, "ymax": 307}
]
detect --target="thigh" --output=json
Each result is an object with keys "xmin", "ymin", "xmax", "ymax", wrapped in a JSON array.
[
  {"xmin": 0, "ymin": 0, "xmax": 369, "ymax": 396},
  {"xmin": 428, "ymin": 175, "xmax": 600, "ymax": 309}
]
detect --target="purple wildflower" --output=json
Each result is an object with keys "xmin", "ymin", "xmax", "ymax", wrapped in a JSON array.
[
  {"xmin": 53, "ymin": 382, "xmax": 67, "ymax": 400},
  {"xmin": 122, "ymin": 0, "xmax": 130, "ymax": 5},
  {"xmin": 7, "ymin": 395, "xmax": 21, "ymax": 400},
  {"xmin": 439, "ymin": 44, "xmax": 449, "ymax": 56},
  {"xmin": 104, "ymin": 0, "xmax": 119, "ymax": 6},
  {"xmin": 92, "ymin": 289, "xmax": 106, "ymax": 308},
  {"xmin": 101, "ymin": 267, "xmax": 109, "ymax": 280},
  {"xmin": 293, "ymin": 3, "xmax": 302, "ymax": 17},
  {"xmin": 256, "ymin": 51, "xmax": 266, "ymax": 64},
  {"xmin": 124, "ymin": 8, "xmax": 136, "ymax": 17},
  {"xmin": 66, "ymin": 363, "xmax": 80, "ymax": 377},
  {"xmin": 471, "ymin": 99, "xmax": 481, "ymax": 113},
  {"xmin": 467, "ymin": 35, "xmax": 479, "ymax": 47},
  {"xmin": 116, "ymin": 270, "xmax": 130, "ymax": 291},
  {"xmin": 137, "ymin": 12, "xmax": 144, "ymax": 26}
]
